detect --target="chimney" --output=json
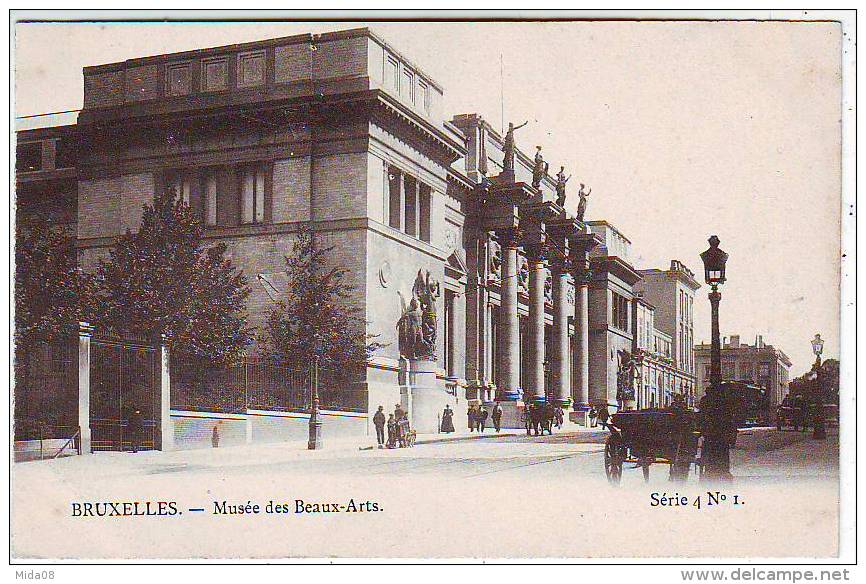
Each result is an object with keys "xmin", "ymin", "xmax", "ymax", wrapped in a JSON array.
[
  {"xmin": 730, "ymin": 335, "xmax": 740, "ymax": 348},
  {"xmin": 722, "ymin": 336, "xmax": 728, "ymax": 347}
]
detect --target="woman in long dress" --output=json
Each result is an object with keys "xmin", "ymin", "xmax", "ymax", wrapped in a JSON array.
[{"xmin": 441, "ymin": 406, "xmax": 455, "ymax": 433}]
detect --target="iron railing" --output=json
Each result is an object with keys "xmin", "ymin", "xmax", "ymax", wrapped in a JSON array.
[{"xmin": 171, "ymin": 357, "xmax": 366, "ymax": 414}]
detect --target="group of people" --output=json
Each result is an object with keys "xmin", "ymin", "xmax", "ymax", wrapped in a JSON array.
[
  {"xmin": 372, "ymin": 404, "xmax": 414, "ymax": 448},
  {"xmin": 468, "ymin": 403, "xmax": 503, "ymax": 433},
  {"xmin": 587, "ymin": 404, "xmax": 611, "ymax": 428}
]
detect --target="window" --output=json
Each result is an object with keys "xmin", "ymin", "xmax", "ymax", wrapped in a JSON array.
[
  {"xmin": 419, "ymin": 184, "xmax": 431, "ymax": 243},
  {"xmin": 239, "ymin": 165, "xmax": 266, "ymax": 224},
  {"xmin": 167, "ymin": 172, "xmax": 192, "ymax": 205},
  {"xmin": 55, "ymin": 138, "xmax": 76, "ymax": 169},
  {"xmin": 386, "ymin": 165, "xmax": 432, "ymax": 243},
  {"xmin": 611, "ymin": 292, "xmax": 629, "ymax": 332},
  {"xmin": 387, "ymin": 166, "xmax": 402, "ymax": 229},
  {"xmin": 202, "ymin": 169, "xmax": 219, "ymax": 226},
  {"xmin": 404, "ymin": 175, "xmax": 417, "ymax": 237},
  {"xmin": 16, "ymin": 143, "xmax": 41, "ymax": 172}
]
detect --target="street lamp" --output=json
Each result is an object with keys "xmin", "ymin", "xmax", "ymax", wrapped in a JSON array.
[
  {"xmin": 699, "ymin": 235, "xmax": 733, "ymax": 482},
  {"xmin": 308, "ymin": 335, "xmax": 323, "ymax": 450},
  {"xmin": 810, "ymin": 333, "xmax": 826, "ymax": 440}
]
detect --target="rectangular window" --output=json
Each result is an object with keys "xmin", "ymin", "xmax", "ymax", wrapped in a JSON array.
[
  {"xmin": 388, "ymin": 166, "xmax": 402, "ymax": 230},
  {"xmin": 16, "ymin": 142, "xmax": 41, "ymax": 172},
  {"xmin": 404, "ymin": 175, "xmax": 418, "ymax": 237},
  {"xmin": 239, "ymin": 166, "xmax": 266, "ymax": 224},
  {"xmin": 419, "ymin": 184, "xmax": 431, "ymax": 243},
  {"xmin": 167, "ymin": 171, "xmax": 192, "ymax": 205},
  {"xmin": 55, "ymin": 138, "xmax": 76, "ymax": 169},
  {"xmin": 202, "ymin": 169, "xmax": 219, "ymax": 226},
  {"xmin": 611, "ymin": 292, "xmax": 629, "ymax": 332}
]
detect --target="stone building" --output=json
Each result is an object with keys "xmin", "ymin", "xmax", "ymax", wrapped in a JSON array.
[
  {"xmin": 695, "ymin": 334, "xmax": 792, "ymax": 408},
  {"xmin": 16, "ymin": 27, "xmax": 656, "ymax": 434},
  {"xmin": 585, "ymin": 221, "xmax": 641, "ymax": 409},
  {"xmin": 634, "ymin": 260, "xmax": 701, "ymax": 404}
]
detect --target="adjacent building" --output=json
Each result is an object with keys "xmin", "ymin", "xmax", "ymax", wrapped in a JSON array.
[
  {"xmin": 634, "ymin": 260, "xmax": 701, "ymax": 405},
  {"xmin": 694, "ymin": 334, "xmax": 792, "ymax": 407}
]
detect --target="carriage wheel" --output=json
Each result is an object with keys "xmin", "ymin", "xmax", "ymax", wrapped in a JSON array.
[{"xmin": 604, "ymin": 438, "xmax": 623, "ymax": 485}]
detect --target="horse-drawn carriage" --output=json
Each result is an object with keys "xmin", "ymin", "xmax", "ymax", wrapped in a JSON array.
[{"xmin": 603, "ymin": 409, "xmax": 702, "ymax": 484}]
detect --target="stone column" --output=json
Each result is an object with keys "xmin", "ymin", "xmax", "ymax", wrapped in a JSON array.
[
  {"xmin": 446, "ymin": 290, "xmax": 459, "ymax": 377},
  {"xmin": 525, "ymin": 245, "xmax": 547, "ymax": 403},
  {"xmin": 549, "ymin": 258, "xmax": 571, "ymax": 407},
  {"xmin": 156, "ymin": 335, "xmax": 173, "ymax": 452},
  {"xmin": 572, "ymin": 256, "xmax": 591, "ymax": 407},
  {"xmin": 496, "ymin": 230, "xmax": 521, "ymax": 401},
  {"xmin": 77, "ymin": 322, "xmax": 93, "ymax": 455}
]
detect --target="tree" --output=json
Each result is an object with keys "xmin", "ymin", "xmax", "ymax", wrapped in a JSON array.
[
  {"xmin": 261, "ymin": 222, "xmax": 381, "ymax": 371},
  {"xmin": 14, "ymin": 223, "xmax": 92, "ymax": 350},
  {"xmin": 94, "ymin": 186, "xmax": 251, "ymax": 362},
  {"xmin": 788, "ymin": 358, "xmax": 840, "ymax": 405}
]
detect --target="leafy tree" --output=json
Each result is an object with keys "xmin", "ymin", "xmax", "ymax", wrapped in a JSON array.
[
  {"xmin": 94, "ymin": 186, "xmax": 251, "ymax": 362},
  {"xmin": 788, "ymin": 358, "xmax": 840, "ymax": 404},
  {"xmin": 14, "ymin": 224, "xmax": 93, "ymax": 350},
  {"xmin": 261, "ymin": 222, "xmax": 382, "ymax": 371}
]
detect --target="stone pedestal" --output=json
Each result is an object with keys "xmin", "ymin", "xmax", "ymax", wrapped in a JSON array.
[{"xmin": 401, "ymin": 358, "xmax": 451, "ymax": 434}]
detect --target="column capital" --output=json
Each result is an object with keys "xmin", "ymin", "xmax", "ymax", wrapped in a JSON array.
[
  {"xmin": 494, "ymin": 228, "xmax": 521, "ymax": 249},
  {"xmin": 78, "ymin": 321, "xmax": 94, "ymax": 338}
]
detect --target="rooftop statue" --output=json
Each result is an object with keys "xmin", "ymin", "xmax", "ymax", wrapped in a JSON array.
[
  {"xmin": 576, "ymin": 183, "xmax": 591, "ymax": 222},
  {"xmin": 502, "ymin": 120, "xmax": 528, "ymax": 175},
  {"xmin": 532, "ymin": 146, "xmax": 549, "ymax": 189},
  {"xmin": 555, "ymin": 166, "xmax": 571, "ymax": 207}
]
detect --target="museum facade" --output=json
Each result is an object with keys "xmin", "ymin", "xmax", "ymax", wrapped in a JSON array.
[{"xmin": 17, "ymin": 28, "xmax": 699, "ymax": 434}]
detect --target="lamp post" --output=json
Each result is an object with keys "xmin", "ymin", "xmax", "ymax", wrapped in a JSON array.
[
  {"xmin": 308, "ymin": 335, "xmax": 323, "ymax": 450},
  {"xmin": 699, "ymin": 235, "xmax": 733, "ymax": 482},
  {"xmin": 810, "ymin": 333, "xmax": 826, "ymax": 440}
]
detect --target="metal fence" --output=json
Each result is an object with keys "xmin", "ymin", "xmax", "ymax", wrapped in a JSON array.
[
  {"xmin": 14, "ymin": 340, "xmax": 78, "ymax": 441},
  {"xmin": 171, "ymin": 357, "xmax": 366, "ymax": 414}
]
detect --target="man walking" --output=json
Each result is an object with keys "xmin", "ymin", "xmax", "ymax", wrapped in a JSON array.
[
  {"xmin": 492, "ymin": 403, "xmax": 503, "ymax": 433},
  {"xmin": 373, "ymin": 405, "xmax": 386, "ymax": 448},
  {"xmin": 478, "ymin": 406, "xmax": 489, "ymax": 433}
]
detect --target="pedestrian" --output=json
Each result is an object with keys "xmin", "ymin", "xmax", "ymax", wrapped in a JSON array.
[
  {"xmin": 492, "ymin": 403, "xmax": 503, "ymax": 433},
  {"xmin": 373, "ymin": 405, "xmax": 386, "ymax": 448},
  {"xmin": 589, "ymin": 405, "xmax": 598, "ymax": 428},
  {"xmin": 554, "ymin": 405, "xmax": 564, "ymax": 429},
  {"xmin": 211, "ymin": 423, "xmax": 220, "ymax": 448},
  {"xmin": 398, "ymin": 414, "xmax": 411, "ymax": 447},
  {"xmin": 441, "ymin": 405, "xmax": 455, "ymax": 433},
  {"xmin": 395, "ymin": 403, "xmax": 405, "ymax": 422},
  {"xmin": 478, "ymin": 407, "xmax": 489, "ymax": 433},
  {"xmin": 127, "ymin": 407, "xmax": 144, "ymax": 453},
  {"xmin": 386, "ymin": 414, "xmax": 397, "ymax": 448},
  {"xmin": 524, "ymin": 403, "xmax": 534, "ymax": 435},
  {"xmin": 597, "ymin": 404, "xmax": 610, "ymax": 429},
  {"xmin": 468, "ymin": 406, "xmax": 477, "ymax": 432}
]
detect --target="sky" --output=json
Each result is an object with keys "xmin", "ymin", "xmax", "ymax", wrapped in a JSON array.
[{"xmin": 13, "ymin": 20, "xmax": 843, "ymax": 376}]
